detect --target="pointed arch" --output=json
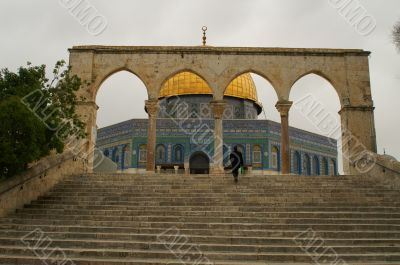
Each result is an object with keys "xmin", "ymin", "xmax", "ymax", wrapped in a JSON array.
[
  {"xmin": 94, "ymin": 67, "xmax": 150, "ymax": 100},
  {"xmin": 271, "ymin": 146, "xmax": 280, "ymax": 171},
  {"xmin": 293, "ymin": 151, "xmax": 302, "ymax": 175},
  {"xmin": 321, "ymin": 157, "xmax": 329, "ymax": 176},
  {"xmin": 289, "ymin": 71, "xmax": 342, "ymax": 106},
  {"xmin": 173, "ymin": 144, "xmax": 184, "ymax": 163},
  {"xmin": 289, "ymin": 71, "xmax": 342, "ymax": 174},
  {"xmin": 304, "ymin": 154, "xmax": 311, "ymax": 176},
  {"xmin": 96, "ymin": 69, "xmax": 149, "ymax": 127},
  {"xmin": 155, "ymin": 144, "xmax": 167, "ymax": 164},
  {"xmin": 313, "ymin": 156, "xmax": 320, "ymax": 176}
]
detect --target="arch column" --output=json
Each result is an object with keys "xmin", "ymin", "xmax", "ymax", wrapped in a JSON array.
[
  {"xmin": 145, "ymin": 99, "xmax": 159, "ymax": 173},
  {"xmin": 339, "ymin": 105, "xmax": 377, "ymax": 175},
  {"xmin": 71, "ymin": 101, "xmax": 98, "ymax": 173},
  {"xmin": 210, "ymin": 100, "xmax": 226, "ymax": 174},
  {"xmin": 275, "ymin": 100, "xmax": 293, "ymax": 175}
]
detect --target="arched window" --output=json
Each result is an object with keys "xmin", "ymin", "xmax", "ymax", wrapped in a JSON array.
[
  {"xmin": 173, "ymin": 145, "xmax": 184, "ymax": 163},
  {"xmin": 321, "ymin": 157, "xmax": 329, "ymax": 175},
  {"xmin": 156, "ymin": 144, "xmax": 166, "ymax": 163},
  {"xmin": 253, "ymin": 145, "xmax": 262, "ymax": 164},
  {"xmin": 139, "ymin": 144, "xmax": 147, "ymax": 162},
  {"xmin": 313, "ymin": 156, "xmax": 320, "ymax": 176},
  {"xmin": 293, "ymin": 151, "xmax": 301, "ymax": 175},
  {"xmin": 329, "ymin": 159, "xmax": 336, "ymax": 176},
  {"xmin": 103, "ymin": 149, "xmax": 109, "ymax": 157},
  {"xmin": 270, "ymin": 146, "xmax": 279, "ymax": 170},
  {"xmin": 111, "ymin": 147, "xmax": 118, "ymax": 162},
  {"xmin": 304, "ymin": 154, "xmax": 311, "ymax": 176}
]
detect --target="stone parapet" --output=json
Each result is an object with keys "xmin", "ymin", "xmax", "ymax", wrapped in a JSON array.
[{"xmin": 0, "ymin": 151, "xmax": 85, "ymax": 217}]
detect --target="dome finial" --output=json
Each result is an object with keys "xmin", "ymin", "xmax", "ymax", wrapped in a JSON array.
[{"xmin": 202, "ymin": 26, "xmax": 208, "ymax": 46}]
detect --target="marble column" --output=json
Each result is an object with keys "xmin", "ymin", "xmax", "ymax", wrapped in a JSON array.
[
  {"xmin": 275, "ymin": 100, "xmax": 293, "ymax": 175},
  {"xmin": 210, "ymin": 100, "xmax": 226, "ymax": 174},
  {"xmin": 145, "ymin": 99, "xmax": 159, "ymax": 173}
]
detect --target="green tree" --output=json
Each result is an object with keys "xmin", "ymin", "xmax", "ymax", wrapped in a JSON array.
[{"xmin": 0, "ymin": 61, "xmax": 85, "ymax": 179}]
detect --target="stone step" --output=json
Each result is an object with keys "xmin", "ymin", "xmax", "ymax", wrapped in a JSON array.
[
  {"xmin": 0, "ymin": 245, "xmax": 399, "ymax": 262},
  {"xmin": 23, "ymin": 203, "xmax": 400, "ymax": 212},
  {"xmin": 17, "ymin": 208, "xmax": 400, "ymax": 218},
  {"xmin": 67, "ymin": 174, "xmax": 368, "ymax": 181},
  {"xmin": 1, "ymin": 224, "xmax": 399, "ymax": 239},
  {"xmin": 45, "ymin": 191, "xmax": 400, "ymax": 197},
  {"xmin": 48, "ymin": 192, "xmax": 398, "ymax": 198},
  {"xmin": 58, "ymin": 181, "xmax": 382, "ymax": 187},
  {"xmin": 1, "ymin": 232, "xmax": 399, "ymax": 246},
  {"xmin": 30, "ymin": 199, "xmax": 399, "ymax": 206},
  {"xmin": 0, "ymin": 255, "xmax": 398, "ymax": 265},
  {"xmin": 1, "ymin": 172, "xmax": 399, "ymax": 263},
  {"xmin": 56, "ymin": 182, "xmax": 387, "ymax": 188},
  {"xmin": 29, "ymin": 200, "xmax": 400, "ymax": 208},
  {"xmin": 55, "ymin": 185, "xmax": 394, "ymax": 189},
  {"xmin": 1, "ymin": 218, "xmax": 399, "ymax": 232},
  {"xmin": 12, "ymin": 211, "xmax": 400, "ymax": 221},
  {"xmin": 3, "ymin": 237, "xmax": 400, "ymax": 254}
]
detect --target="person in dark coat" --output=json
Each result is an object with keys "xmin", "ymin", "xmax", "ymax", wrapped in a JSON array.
[{"xmin": 230, "ymin": 146, "xmax": 244, "ymax": 183}]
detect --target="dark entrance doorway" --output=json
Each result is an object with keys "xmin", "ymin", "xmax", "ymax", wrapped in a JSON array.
[{"xmin": 189, "ymin": 152, "xmax": 210, "ymax": 174}]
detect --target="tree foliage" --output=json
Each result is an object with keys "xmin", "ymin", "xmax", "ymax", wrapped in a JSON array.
[
  {"xmin": 0, "ymin": 61, "xmax": 85, "ymax": 178},
  {"xmin": 394, "ymin": 19, "xmax": 400, "ymax": 52}
]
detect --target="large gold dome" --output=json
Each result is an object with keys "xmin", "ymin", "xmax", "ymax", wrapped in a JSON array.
[{"xmin": 159, "ymin": 72, "xmax": 259, "ymax": 102}]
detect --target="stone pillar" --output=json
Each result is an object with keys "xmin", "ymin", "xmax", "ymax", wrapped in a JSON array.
[
  {"xmin": 68, "ymin": 51, "xmax": 96, "ymax": 174},
  {"xmin": 275, "ymin": 101, "xmax": 293, "ymax": 175},
  {"xmin": 145, "ymin": 99, "xmax": 159, "ymax": 173},
  {"xmin": 339, "ymin": 105, "xmax": 377, "ymax": 175},
  {"xmin": 72, "ymin": 101, "xmax": 98, "ymax": 173},
  {"xmin": 184, "ymin": 162, "xmax": 190, "ymax": 175},
  {"xmin": 210, "ymin": 100, "xmax": 226, "ymax": 174}
]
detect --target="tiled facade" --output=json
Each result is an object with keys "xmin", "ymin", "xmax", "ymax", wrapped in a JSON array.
[{"xmin": 96, "ymin": 97, "xmax": 338, "ymax": 175}]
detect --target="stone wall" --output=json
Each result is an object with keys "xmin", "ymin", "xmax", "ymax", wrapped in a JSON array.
[
  {"xmin": 365, "ymin": 154, "xmax": 400, "ymax": 189},
  {"xmin": 0, "ymin": 151, "xmax": 86, "ymax": 217}
]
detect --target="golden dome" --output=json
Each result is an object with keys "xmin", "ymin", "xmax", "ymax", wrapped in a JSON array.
[{"xmin": 159, "ymin": 72, "xmax": 259, "ymax": 102}]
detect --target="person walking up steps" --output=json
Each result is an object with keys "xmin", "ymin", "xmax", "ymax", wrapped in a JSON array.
[{"xmin": 230, "ymin": 146, "xmax": 244, "ymax": 183}]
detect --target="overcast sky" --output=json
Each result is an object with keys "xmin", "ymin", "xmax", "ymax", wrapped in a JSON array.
[{"xmin": 1, "ymin": 0, "xmax": 399, "ymax": 170}]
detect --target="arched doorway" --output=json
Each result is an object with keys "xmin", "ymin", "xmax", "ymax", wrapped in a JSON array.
[{"xmin": 189, "ymin": 152, "xmax": 210, "ymax": 174}]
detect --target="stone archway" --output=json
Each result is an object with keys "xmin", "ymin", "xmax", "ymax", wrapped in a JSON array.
[
  {"xmin": 69, "ymin": 46, "xmax": 377, "ymax": 175},
  {"xmin": 189, "ymin": 152, "xmax": 210, "ymax": 174}
]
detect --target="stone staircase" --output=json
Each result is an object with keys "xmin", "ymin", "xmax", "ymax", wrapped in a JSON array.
[{"xmin": 0, "ymin": 173, "xmax": 399, "ymax": 264}]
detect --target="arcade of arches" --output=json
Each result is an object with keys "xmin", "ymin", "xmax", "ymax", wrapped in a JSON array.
[{"xmin": 70, "ymin": 45, "xmax": 377, "ymax": 175}]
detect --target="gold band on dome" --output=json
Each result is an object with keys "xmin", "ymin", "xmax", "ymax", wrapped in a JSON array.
[{"xmin": 159, "ymin": 72, "xmax": 258, "ymax": 102}]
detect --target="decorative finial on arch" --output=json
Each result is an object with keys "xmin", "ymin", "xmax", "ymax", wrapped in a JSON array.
[{"xmin": 202, "ymin": 26, "xmax": 208, "ymax": 46}]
